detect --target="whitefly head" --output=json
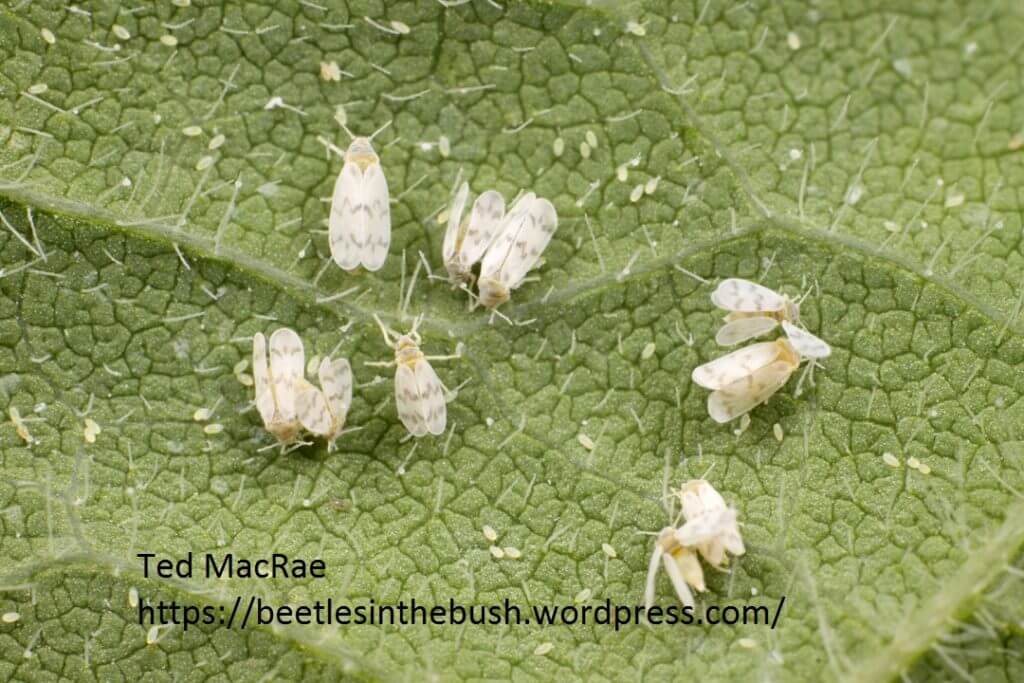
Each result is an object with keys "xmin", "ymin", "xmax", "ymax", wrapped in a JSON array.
[
  {"xmin": 396, "ymin": 329, "xmax": 422, "ymax": 349},
  {"xmin": 345, "ymin": 137, "xmax": 379, "ymax": 168},
  {"xmin": 392, "ymin": 317, "xmax": 425, "ymax": 364},
  {"xmin": 784, "ymin": 296, "xmax": 800, "ymax": 324},
  {"xmin": 477, "ymin": 276, "xmax": 510, "ymax": 308}
]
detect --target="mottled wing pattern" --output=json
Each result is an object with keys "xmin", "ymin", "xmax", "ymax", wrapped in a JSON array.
[
  {"xmin": 328, "ymin": 161, "xmax": 366, "ymax": 271},
  {"xmin": 360, "ymin": 162, "xmax": 391, "ymax": 271},
  {"xmin": 710, "ymin": 278, "xmax": 787, "ymax": 313},
  {"xmin": 442, "ymin": 181, "xmax": 470, "ymax": 264},
  {"xmin": 413, "ymin": 358, "xmax": 447, "ymax": 436},
  {"xmin": 268, "ymin": 328, "xmax": 304, "ymax": 422},
  {"xmin": 706, "ymin": 359, "xmax": 797, "ymax": 423},
  {"xmin": 690, "ymin": 341, "xmax": 781, "ymax": 390},
  {"xmin": 714, "ymin": 316, "xmax": 780, "ymax": 346},
  {"xmin": 782, "ymin": 321, "xmax": 832, "ymax": 358},
  {"xmin": 480, "ymin": 192, "xmax": 536, "ymax": 283},
  {"xmin": 319, "ymin": 357, "xmax": 353, "ymax": 428},
  {"xmin": 457, "ymin": 190, "xmax": 506, "ymax": 267},
  {"xmin": 494, "ymin": 197, "xmax": 557, "ymax": 288},
  {"xmin": 295, "ymin": 378, "xmax": 332, "ymax": 436},
  {"xmin": 675, "ymin": 508, "xmax": 737, "ymax": 547},
  {"xmin": 252, "ymin": 332, "xmax": 276, "ymax": 425},
  {"xmin": 395, "ymin": 364, "xmax": 429, "ymax": 437}
]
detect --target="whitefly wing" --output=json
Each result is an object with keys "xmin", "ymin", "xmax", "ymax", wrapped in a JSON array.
[
  {"xmin": 706, "ymin": 359, "xmax": 797, "ymax": 424},
  {"xmin": 359, "ymin": 161, "xmax": 391, "ymax": 271},
  {"xmin": 328, "ymin": 161, "xmax": 366, "ymax": 271},
  {"xmin": 782, "ymin": 320, "xmax": 831, "ymax": 359},
  {"xmin": 413, "ymin": 358, "xmax": 447, "ymax": 436},
  {"xmin": 456, "ymin": 190, "xmax": 506, "ymax": 267},
  {"xmin": 691, "ymin": 341, "xmax": 782, "ymax": 390},
  {"xmin": 674, "ymin": 507, "xmax": 737, "ymax": 547},
  {"xmin": 661, "ymin": 552, "xmax": 696, "ymax": 609},
  {"xmin": 295, "ymin": 379, "xmax": 332, "ymax": 436},
  {"xmin": 395, "ymin": 364, "xmax": 429, "ymax": 437},
  {"xmin": 491, "ymin": 196, "xmax": 557, "ymax": 289},
  {"xmin": 268, "ymin": 328, "xmax": 304, "ymax": 422},
  {"xmin": 678, "ymin": 480, "xmax": 727, "ymax": 521},
  {"xmin": 711, "ymin": 278, "xmax": 788, "ymax": 313},
  {"xmin": 480, "ymin": 191, "xmax": 536, "ymax": 282},
  {"xmin": 252, "ymin": 332, "xmax": 276, "ymax": 426},
  {"xmin": 319, "ymin": 357, "xmax": 352, "ymax": 426},
  {"xmin": 643, "ymin": 539, "xmax": 665, "ymax": 613},
  {"xmin": 715, "ymin": 316, "xmax": 780, "ymax": 346},
  {"xmin": 505, "ymin": 190, "xmax": 536, "ymax": 220},
  {"xmin": 442, "ymin": 181, "xmax": 470, "ymax": 264}
]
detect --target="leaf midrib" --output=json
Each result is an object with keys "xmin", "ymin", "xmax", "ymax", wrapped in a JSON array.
[{"xmin": 5, "ymin": 179, "xmax": 1023, "ymax": 346}]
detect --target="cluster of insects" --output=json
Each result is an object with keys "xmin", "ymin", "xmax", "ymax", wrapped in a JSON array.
[
  {"xmin": 253, "ymin": 318, "xmax": 458, "ymax": 450},
  {"xmin": 231, "ymin": 118, "xmax": 843, "ymax": 620},
  {"xmin": 252, "ymin": 329, "xmax": 353, "ymax": 451},
  {"xmin": 691, "ymin": 279, "xmax": 832, "ymax": 423},
  {"xmin": 255, "ymin": 126, "xmax": 835, "ymax": 611},
  {"xmin": 325, "ymin": 127, "xmax": 559, "ymax": 309},
  {"xmin": 280, "ymin": 125, "xmax": 563, "ymax": 447},
  {"xmin": 645, "ymin": 479, "xmax": 746, "ymax": 610},
  {"xmin": 442, "ymin": 181, "xmax": 559, "ymax": 308}
]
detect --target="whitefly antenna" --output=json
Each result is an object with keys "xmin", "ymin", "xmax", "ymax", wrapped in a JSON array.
[
  {"xmin": 372, "ymin": 314, "xmax": 397, "ymax": 348},
  {"xmin": 368, "ymin": 119, "xmax": 393, "ymax": 141},
  {"xmin": 698, "ymin": 462, "xmax": 716, "ymax": 481},
  {"xmin": 796, "ymin": 285, "xmax": 813, "ymax": 306},
  {"xmin": 334, "ymin": 119, "xmax": 389, "ymax": 143},
  {"xmin": 409, "ymin": 313, "xmax": 425, "ymax": 339},
  {"xmin": 316, "ymin": 135, "xmax": 347, "ymax": 158}
]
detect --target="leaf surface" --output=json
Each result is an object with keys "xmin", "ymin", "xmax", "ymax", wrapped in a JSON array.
[{"xmin": 1, "ymin": 2, "xmax": 1023, "ymax": 681}]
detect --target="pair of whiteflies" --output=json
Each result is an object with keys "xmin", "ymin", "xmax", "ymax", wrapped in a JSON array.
[
  {"xmin": 325, "ymin": 128, "xmax": 559, "ymax": 310},
  {"xmin": 441, "ymin": 181, "xmax": 558, "ymax": 308},
  {"xmin": 691, "ymin": 279, "xmax": 832, "ymax": 423},
  {"xmin": 252, "ymin": 317, "xmax": 458, "ymax": 450},
  {"xmin": 645, "ymin": 479, "xmax": 746, "ymax": 610}
]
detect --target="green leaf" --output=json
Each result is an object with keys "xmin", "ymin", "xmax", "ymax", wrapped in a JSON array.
[{"xmin": 1, "ymin": 1, "xmax": 1023, "ymax": 681}]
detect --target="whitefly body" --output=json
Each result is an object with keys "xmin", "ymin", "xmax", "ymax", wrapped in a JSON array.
[
  {"xmin": 643, "ymin": 479, "xmax": 746, "ymax": 612},
  {"xmin": 691, "ymin": 338, "xmax": 802, "ymax": 423},
  {"xmin": 674, "ymin": 480, "xmax": 745, "ymax": 569},
  {"xmin": 781, "ymin": 320, "xmax": 831, "ymax": 359},
  {"xmin": 369, "ymin": 315, "xmax": 457, "ymax": 438},
  {"xmin": 329, "ymin": 137, "xmax": 391, "ymax": 272},
  {"xmin": 478, "ymin": 193, "xmax": 557, "ymax": 308},
  {"xmin": 711, "ymin": 278, "xmax": 831, "ymax": 356},
  {"xmin": 294, "ymin": 356, "xmax": 353, "ymax": 451},
  {"xmin": 711, "ymin": 278, "xmax": 800, "ymax": 345},
  {"xmin": 252, "ymin": 328, "xmax": 305, "ymax": 445},
  {"xmin": 644, "ymin": 526, "xmax": 702, "ymax": 612},
  {"xmin": 443, "ymin": 182, "xmax": 506, "ymax": 286}
]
